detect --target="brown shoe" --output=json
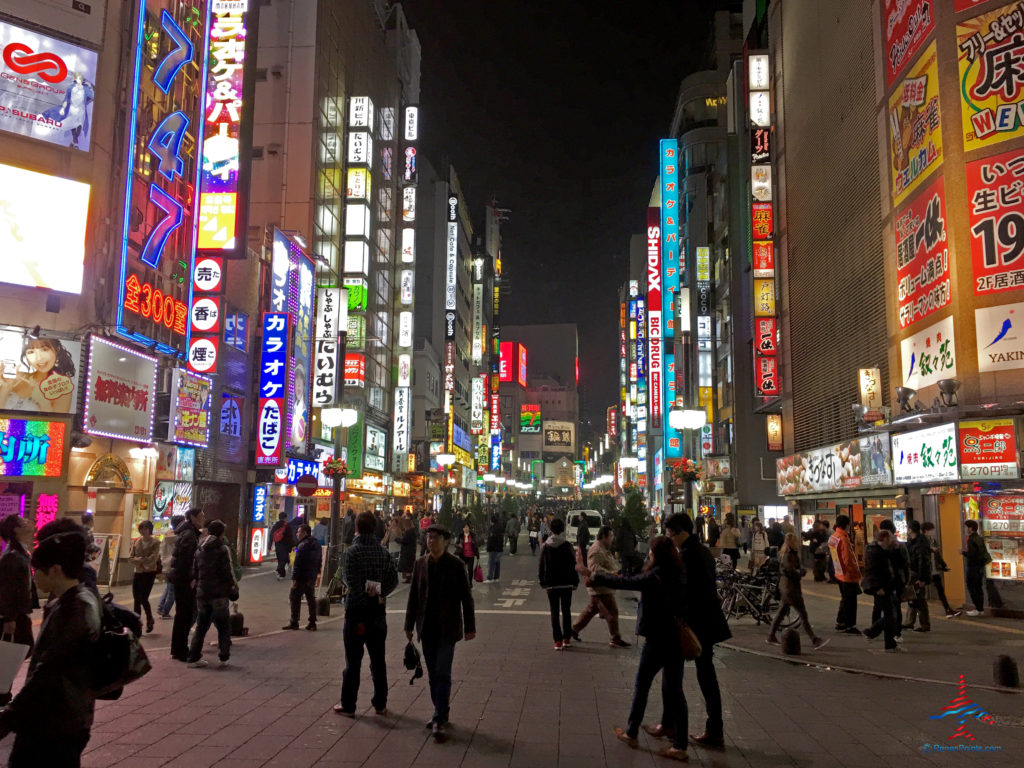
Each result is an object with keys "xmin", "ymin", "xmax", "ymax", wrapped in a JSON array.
[
  {"xmin": 613, "ymin": 726, "xmax": 638, "ymax": 748},
  {"xmin": 658, "ymin": 746, "xmax": 689, "ymax": 761},
  {"xmin": 690, "ymin": 732, "xmax": 725, "ymax": 750},
  {"xmin": 642, "ymin": 723, "xmax": 674, "ymax": 739}
]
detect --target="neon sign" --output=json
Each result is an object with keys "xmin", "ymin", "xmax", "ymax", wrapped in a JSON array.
[
  {"xmin": 0, "ymin": 418, "xmax": 65, "ymax": 478},
  {"xmin": 256, "ymin": 312, "xmax": 289, "ymax": 466},
  {"xmin": 123, "ymin": 274, "xmax": 189, "ymax": 335}
]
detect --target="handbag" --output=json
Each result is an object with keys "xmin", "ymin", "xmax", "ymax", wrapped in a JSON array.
[
  {"xmin": 473, "ymin": 565, "xmax": 484, "ymax": 583},
  {"xmin": 676, "ymin": 617, "xmax": 702, "ymax": 661},
  {"xmin": 0, "ymin": 634, "xmax": 30, "ymax": 694}
]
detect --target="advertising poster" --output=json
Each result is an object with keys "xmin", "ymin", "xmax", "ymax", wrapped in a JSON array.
[
  {"xmin": 83, "ymin": 336, "xmax": 158, "ymax": 442},
  {"xmin": 888, "ymin": 41, "xmax": 942, "ymax": 206},
  {"xmin": 520, "ymin": 404, "xmax": 542, "ymax": 434},
  {"xmin": 881, "ymin": 0, "xmax": 935, "ymax": 88},
  {"xmin": 543, "ymin": 421, "xmax": 574, "ymax": 451},
  {"xmin": 347, "ymin": 411, "xmax": 364, "ymax": 479},
  {"xmin": 169, "ymin": 369, "xmax": 212, "ymax": 447},
  {"xmin": 966, "ymin": 147, "xmax": 1024, "ymax": 294},
  {"xmin": 753, "ymin": 279, "xmax": 776, "ymax": 317},
  {"xmin": 0, "ymin": 19, "xmax": 99, "ymax": 150},
  {"xmin": 892, "ymin": 423, "xmax": 959, "ymax": 484},
  {"xmin": 0, "ymin": 330, "xmax": 81, "ymax": 414},
  {"xmin": 959, "ymin": 419, "xmax": 1019, "ymax": 479},
  {"xmin": 776, "ymin": 435, "xmax": 893, "ymax": 496},
  {"xmin": 0, "ymin": 417, "xmax": 65, "ymax": 477},
  {"xmin": 899, "ymin": 315, "xmax": 956, "ymax": 390},
  {"xmin": 980, "ymin": 495, "xmax": 1024, "ymax": 580},
  {"xmin": 893, "ymin": 174, "xmax": 951, "ymax": 328},
  {"xmin": 752, "ymin": 241, "xmax": 775, "ymax": 278},
  {"xmin": 975, "ymin": 301, "xmax": 1024, "ymax": 372},
  {"xmin": 152, "ymin": 480, "xmax": 175, "ymax": 519},
  {"xmin": 957, "ymin": 2, "xmax": 1024, "ymax": 151}
]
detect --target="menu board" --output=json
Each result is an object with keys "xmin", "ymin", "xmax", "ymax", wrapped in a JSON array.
[
  {"xmin": 959, "ymin": 419, "xmax": 1019, "ymax": 480},
  {"xmin": 776, "ymin": 435, "xmax": 893, "ymax": 495},
  {"xmin": 981, "ymin": 495, "xmax": 1024, "ymax": 582}
]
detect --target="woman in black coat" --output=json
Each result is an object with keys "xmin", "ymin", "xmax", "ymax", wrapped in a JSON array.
[
  {"xmin": 0, "ymin": 515, "xmax": 36, "ymax": 705},
  {"xmin": 579, "ymin": 536, "xmax": 689, "ymax": 762},
  {"xmin": 398, "ymin": 517, "xmax": 418, "ymax": 582}
]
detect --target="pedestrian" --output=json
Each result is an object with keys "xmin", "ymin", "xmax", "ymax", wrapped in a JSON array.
[
  {"xmin": 539, "ymin": 516, "xmax": 550, "ymax": 544},
  {"xmin": 0, "ymin": 514, "xmax": 35, "ymax": 706},
  {"xmin": 334, "ymin": 512, "xmax": 398, "ymax": 717},
  {"xmin": 156, "ymin": 515, "xmax": 182, "ymax": 619},
  {"xmin": 404, "ymin": 524, "xmax": 476, "ymax": 739},
  {"xmin": 961, "ymin": 519, "xmax": 991, "ymax": 616},
  {"xmin": 0, "ymin": 519, "xmax": 101, "ymax": 765},
  {"xmin": 570, "ymin": 525, "xmax": 630, "ymax": 648},
  {"xmin": 805, "ymin": 520, "xmax": 830, "ymax": 582},
  {"xmin": 738, "ymin": 518, "xmax": 751, "ymax": 555},
  {"xmin": 828, "ymin": 514, "xmax": 862, "ymax": 634},
  {"xmin": 750, "ymin": 519, "xmax": 769, "ymax": 573},
  {"xmin": 129, "ymin": 520, "xmax": 160, "ymax": 634},
  {"xmin": 270, "ymin": 512, "xmax": 295, "ymax": 579},
  {"xmin": 902, "ymin": 520, "xmax": 932, "ymax": 633},
  {"xmin": 921, "ymin": 522, "xmax": 960, "ymax": 617},
  {"xmin": 862, "ymin": 529, "xmax": 899, "ymax": 652},
  {"xmin": 383, "ymin": 516, "xmax": 402, "ymax": 567},
  {"xmin": 505, "ymin": 514, "xmax": 521, "ymax": 556},
  {"xmin": 374, "ymin": 511, "xmax": 386, "ymax": 542},
  {"xmin": 168, "ymin": 507, "xmax": 205, "ymax": 662},
  {"xmin": 780, "ymin": 515, "xmax": 796, "ymax": 536},
  {"xmin": 311, "ymin": 517, "xmax": 329, "ymax": 546},
  {"xmin": 767, "ymin": 533, "xmax": 829, "ymax": 649},
  {"xmin": 575, "ymin": 514, "xmax": 591, "ymax": 562},
  {"xmin": 577, "ymin": 536, "xmax": 689, "ymax": 762},
  {"xmin": 616, "ymin": 516, "xmax": 639, "ymax": 575},
  {"xmin": 705, "ymin": 515, "xmax": 720, "ymax": 547},
  {"xmin": 877, "ymin": 519, "xmax": 909, "ymax": 639},
  {"xmin": 718, "ymin": 514, "xmax": 740, "ymax": 571},
  {"xmin": 341, "ymin": 508, "xmax": 357, "ymax": 547},
  {"xmin": 664, "ymin": 512, "xmax": 731, "ymax": 751},
  {"xmin": 539, "ymin": 518, "xmax": 579, "ymax": 650},
  {"xmin": 186, "ymin": 519, "xmax": 237, "ymax": 668},
  {"xmin": 398, "ymin": 516, "xmax": 418, "ymax": 583},
  {"xmin": 528, "ymin": 514, "xmax": 540, "ymax": 555},
  {"xmin": 485, "ymin": 514, "xmax": 504, "ymax": 582},
  {"xmin": 284, "ymin": 523, "xmax": 322, "ymax": 631},
  {"xmin": 79, "ymin": 512, "xmax": 101, "ymax": 592},
  {"xmin": 767, "ymin": 520, "xmax": 784, "ymax": 549},
  {"xmin": 455, "ymin": 523, "xmax": 480, "ymax": 589}
]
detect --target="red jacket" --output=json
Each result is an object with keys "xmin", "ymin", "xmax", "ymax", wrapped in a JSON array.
[{"xmin": 828, "ymin": 527, "xmax": 861, "ymax": 583}]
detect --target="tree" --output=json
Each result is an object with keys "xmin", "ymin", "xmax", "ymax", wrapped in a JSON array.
[
  {"xmin": 621, "ymin": 486, "xmax": 647, "ymax": 537},
  {"xmin": 501, "ymin": 493, "xmax": 518, "ymax": 522},
  {"xmin": 469, "ymin": 495, "xmax": 483, "ymax": 529},
  {"xmin": 438, "ymin": 490, "xmax": 454, "ymax": 532}
]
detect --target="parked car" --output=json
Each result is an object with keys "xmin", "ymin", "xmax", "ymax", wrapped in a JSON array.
[{"xmin": 565, "ymin": 510, "xmax": 604, "ymax": 545}]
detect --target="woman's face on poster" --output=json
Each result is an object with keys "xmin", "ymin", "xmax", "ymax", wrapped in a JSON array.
[{"xmin": 25, "ymin": 341, "xmax": 57, "ymax": 373}]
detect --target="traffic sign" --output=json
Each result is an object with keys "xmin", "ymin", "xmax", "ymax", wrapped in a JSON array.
[{"xmin": 295, "ymin": 473, "xmax": 319, "ymax": 497}]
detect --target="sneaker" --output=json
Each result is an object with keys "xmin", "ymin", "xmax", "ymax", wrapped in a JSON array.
[
  {"xmin": 432, "ymin": 720, "xmax": 447, "ymax": 739},
  {"xmin": 864, "ymin": 632, "xmax": 877, "ymax": 643},
  {"xmin": 766, "ymin": 636, "xmax": 780, "ymax": 645},
  {"xmin": 305, "ymin": 623, "xmax": 317, "ymax": 631},
  {"xmin": 187, "ymin": 659, "xmax": 208, "ymax": 668},
  {"xmin": 965, "ymin": 610, "xmax": 980, "ymax": 617},
  {"xmin": 945, "ymin": 610, "xmax": 963, "ymax": 618},
  {"xmin": 609, "ymin": 637, "xmax": 631, "ymax": 648},
  {"xmin": 282, "ymin": 623, "xmax": 300, "ymax": 631},
  {"xmin": 424, "ymin": 719, "xmax": 436, "ymax": 729},
  {"xmin": 834, "ymin": 624, "xmax": 849, "ymax": 632},
  {"xmin": 554, "ymin": 641, "xmax": 563, "ymax": 650},
  {"xmin": 562, "ymin": 638, "xmax": 572, "ymax": 648},
  {"xmin": 843, "ymin": 627, "xmax": 862, "ymax": 635},
  {"xmin": 895, "ymin": 635, "xmax": 903, "ymax": 644},
  {"xmin": 333, "ymin": 704, "xmax": 355, "ymax": 717},
  {"xmin": 812, "ymin": 637, "xmax": 831, "ymax": 650},
  {"xmin": 884, "ymin": 646, "xmax": 905, "ymax": 653},
  {"xmin": 217, "ymin": 660, "xmax": 230, "ymax": 669},
  {"xmin": 613, "ymin": 726, "xmax": 638, "ymax": 748},
  {"xmin": 570, "ymin": 630, "xmax": 582, "ymax": 642}
]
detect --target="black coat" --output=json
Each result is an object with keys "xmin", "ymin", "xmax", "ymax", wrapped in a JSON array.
[
  {"xmin": 168, "ymin": 520, "xmax": 202, "ymax": 584},
  {"xmin": 538, "ymin": 539, "xmax": 579, "ymax": 589},
  {"xmin": 398, "ymin": 528, "xmax": 418, "ymax": 572},
  {"xmin": 679, "ymin": 535, "xmax": 731, "ymax": 646},
  {"xmin": 292, "ymin": 536, "xmax": 322, "ymax": 583},
  {"xmin": 192, "ymin": 534, "xmax": 236, "ymax": 600},
  {"xmin": 577, "ymin": 523, "xmax": 591, "ymax": 551},
  {"xmin": 907, "ymin": 535, "xmax": 932, "ymax": 582},
  {"xmin": 861, "ymin": 542, "xmax": 895, "ymax": 595},
  {"xmin": 405, "ymin": 552, "xmax": 476, "ymax": 645},
  {"xmin": 270, "ymin": 520, "xmax": 295, "ymax": 549},
  {"xmin": 592, "ymin": 565, "xmax": 684, "ymax": 638},
  {"xmin": 0, "ymin": 545, "xmax": 32, "ymax": 621},
  {"xmin": 486, "ymin": 522, "xmax": 504, "ymax": 553}
]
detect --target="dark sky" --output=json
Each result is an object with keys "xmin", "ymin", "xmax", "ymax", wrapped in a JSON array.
[{"xmin": 403, "ymin": 0, "xmax": 714, "ymax": 436}]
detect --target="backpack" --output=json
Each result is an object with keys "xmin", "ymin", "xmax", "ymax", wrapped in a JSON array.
[
  {"xmin": 272, "ymin": 525, "xmax": 286, "ymax": 543},
  {"xmin": 93, "ymin": 593, "xmax": 152, "ymax": 700}
]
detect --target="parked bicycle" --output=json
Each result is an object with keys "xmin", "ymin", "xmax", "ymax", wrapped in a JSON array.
[{"xmin": 718, "ymin": 557, "xmax": 799, "ymax": 628}]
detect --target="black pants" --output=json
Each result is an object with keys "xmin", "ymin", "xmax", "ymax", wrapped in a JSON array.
[
  {"xmin": 547, "ymin": 589, "xmax": 573, "ymax": 642},
  {"xmin": 170, "ymin": 582, "xmax": 196, "ymax": 660},
  {"xmin": 340, "ymin": 614, "xmax": 388, "ymax": 711},
  {"xmin": 630, "ymin": 637, "xmax": 687, "ymax": 750},
  {"xmin": 966, "ymin": 566, "xmax": 985, "ymax": 611},
  {"xmin": 865, "ymin": 591, "xmax": 897, "ymax": 649},
  {"xmin": 132, "ymin": 571, "xmax": 157, "ymax": 622},
  {"xmin": 508, "ymin": 535, "xmax": 518, "ymax": 554},
  {"xmin": 529, "ymin": 535, "xmax": 538, "ymax": 554},
  {"xmin": 9, "ymin": 729, "xmax": 90, "ymax": 767},
  {"xmin": 835, "ymin": 581, "xmax": 859, "ymax": 629},
  {"xmin": 460, "ymin": 556, "xmax": 475, "ymax": 589},
  {"xmin": 290, "ymin": 579, "xmax": 316, "ymax": 625},
  {"xmin": 873, "ymin": 586, "xmax": 904, "ymax": 635},
  {"xmin": 722, "ymin": 548, "xmax": 739, "ymax": 570},
  {"xmin": 274, "ymin": 543, "xmax": 291, "ymax": 577},
  {"xmin": 930, "ymin": 573, "xmax": 954, "ymax": 613},
  {"xmin": 693, "ymin": 643, "xmax": 723, "ymax": 738}
]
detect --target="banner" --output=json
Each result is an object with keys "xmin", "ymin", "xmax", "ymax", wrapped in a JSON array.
[
  {"xmin": 84, "ymin": 336, "xmax": 158, "ymax": 442},
  {"xmin": 894, "ymin": 173, "xmax": 951, "ymax": 328},
  {"xmin": 882, "ymin": 0, "xmax": 935, "ymax": 87},
  {"xmin": 776, "ymin": 435, "xmax": 893, "ymax": 495},
  {"xmin": 966, "ymin": 147, "xmax": 1024, "ymax": 294},
  {"xmin": 888, "ymin": 41, "xmax": 942, "ymax": 206}
]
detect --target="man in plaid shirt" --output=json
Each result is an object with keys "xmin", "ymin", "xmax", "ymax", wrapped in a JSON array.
[{"xmin": 333, "ymin": 512, "xmax": 398, "ymax": 717}]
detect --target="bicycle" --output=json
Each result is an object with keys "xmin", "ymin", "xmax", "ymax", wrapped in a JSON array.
[{"xmin": 718, "ymin": 558, "xmax": 799, "ymax": 628}]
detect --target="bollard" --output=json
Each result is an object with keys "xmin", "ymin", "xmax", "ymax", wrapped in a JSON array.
[
  {"xmin": 994, "ymin": 655, "xmax": 1020, "ymax": 688},
  {"xmin": 317, "ymin": 596, "xmax": 331, "ymax": 617},
  {"xmin": 781, "ymin": 628, "xmax": 801, "ymax": 655}
]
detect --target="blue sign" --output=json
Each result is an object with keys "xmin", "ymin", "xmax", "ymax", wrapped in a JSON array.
[
  {"xmin": 660, "ymin": 138, "xmax": 680, "ymax": 317},
  {"xmin": 453, "ymin": 424, "xmax": 472, "ymax": 453},
  {"xmin": 256, "ymin": 312, "xmax": 290, "ymax": 466},
  {"xmin": 489, "ymin": 435, "xmax": 501, "ymax": 472},
  {"xmin": 287, "ymin": 458, "xmax": 318, "ymax": 483},
  {"xmin": 251, "ymin": 485, "xmax": 267, "ymax": 524},
  {"xmin": 225, "ymin": 311, "xmax": 248, "ymax": 351},
  {"xmin": 664, "ymin": 363, "xmax": 682, "ymax": 459}
]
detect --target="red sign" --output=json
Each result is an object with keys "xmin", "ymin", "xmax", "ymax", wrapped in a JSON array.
[
  {"xmin": 882, "ymin": 0, "xmax": 936, "ymax": 87},
  {"xmin": 755, "ymin": 354, "xmax": 779, "ymax": 397},
  {"xmin": 967, "ymin": 148, "xmax": 1024, "ymax": 294},
  {"xmin": 752, "ymin": 202, "xmax": 773, "ymax": 239},
  {"xmin": 294, "ymin": 473, "xmax": 319, "ymax": 497},
  {"xmin": 894, "ymin": 173, "xmax": 951, "ymax": 327},
  {"xmin": 959, "ymin": 419, "xmax": 1019, "ymax": 479},
  {"xmin": 499, "ymin": 341, "xmax": 513, "ymax": 382},
  {"xmin": 123, "ymin": 273, "xmax": 188, "ymax": 335},
  {"xmin": 344, "ymin": 353, "xmax": 366, "ymax": 387},
  {"xmin": 752, "ymin": 241, "xmax": 774, "ymax": 278},
  {"xmin": 490, "ymin": 392, "xmax": 500, "ymax": 433},
  {"xmin": 607, "ymin": 405, "xmax": 617, "ymax": 438},
  {"xmin": 249, "ymin": 528, "xmax": 264, "ymax": 563},
  {"xmin": 755, "ymin": 318, "xmax": 777, "ymax": 356}
]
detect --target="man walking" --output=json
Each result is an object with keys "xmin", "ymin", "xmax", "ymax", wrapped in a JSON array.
[
  {"xmin": 334, "ymin": 512, "xmax": 398, "ymax": 717},
  {"xmin": 828, "ymin": 515, "xmax": 862, "ymax": 634},
  {"xmin": 962, "ymin": 519, "xmax": 991, "ymax": 616},
  {"xmin": 505, "ymin": 514, "xmax": 521, "ymax": 556},
  {"xmin": 270, "ymin": 512, "xmax": 295, "ymax": 580},
  {"xmin": 570, "ymin": 525, "xmax": 629, "ymax": 648},
  {"xmin": 186, "ymin": 519, "xmax": 237, "ymax": 668},
  {"xmin": 485, "ymin": 514, "xmax": 504, "ymax": 582},
  {"xmin": 575, "ymin": 515, "xmax": 591, "ymax": 563},
  {"xmin": 284, "ymin": 524, "xmax": 322, "ymax": 631},
  {"xmin": 863, "ymin": 529, "xmax": 899, "ymax": 652},
  {"xmin": 921, "ymin": 522, "xmax": 960, "ymax": 617},
  {"xmin": 877, "ymin": 519, "xmax": 909, "ymax": 639},
  {"xmin": 405, "ymin": 524, "xmax": 476, "ymax": 739},
  {"xmin": 903, "ymin": 520, "xmax": 932, "ymax": 632},
  {"xmin": 168, "ymin": 507, "xmax": 204, "ymax": 662}
]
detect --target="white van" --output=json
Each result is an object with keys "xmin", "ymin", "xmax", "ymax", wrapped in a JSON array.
[{"xmin": 565, "ymin": 510, "xmax": 604, "ymax": 545}]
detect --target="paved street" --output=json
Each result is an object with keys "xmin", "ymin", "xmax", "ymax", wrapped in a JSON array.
[{"xmin": 3, "ymin": 537, "xmax": 1021, "ymax": 767}]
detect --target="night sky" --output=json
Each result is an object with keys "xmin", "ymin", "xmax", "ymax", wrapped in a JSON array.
[{"xmin": 403, "ymin": 0, "xmax": 715, "ymax": 436}]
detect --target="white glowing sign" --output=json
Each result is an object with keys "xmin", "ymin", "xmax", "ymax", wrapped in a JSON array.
[{"xmin": 398, "ymin": 311, "xmax": 413, "ymax": 349}]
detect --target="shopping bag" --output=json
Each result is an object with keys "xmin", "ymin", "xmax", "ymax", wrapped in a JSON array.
[
  {"xmin": 0, "ymin": 636, "xmax": 30, "ymax": 693},
  {"xmin": 473, "ymin": 565, "xmax": 484, "ymax": 583}
]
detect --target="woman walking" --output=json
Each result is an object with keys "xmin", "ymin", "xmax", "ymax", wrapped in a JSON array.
[
  {"xmin": 527, "ymin": 514, "xmax": 540, "ymax": 555},
  {"xmin": 157, "ymin": 514, "xmax": 183, "ymax": 619},
  {"xmin": 0, "ymin": 515, "xmax": 36, "ymax": 705},
  {"xmin": 750, "ymin": 518, "xmax": 769, "ymax": 573},
  {"xmin": 456, "ymin": 523, "xmax": 480, "ymax": 588},
  {"xmin": 538, "ymin": 518, "xmax": 578, "ymax": 650},
  {"xmin": 767, "ymin": 533, "xmax": 828, "ymax": 650},
  {"xmin": 718, "ymin": 514, "xmax": 741, "ymax": 571},
  {"xmin": 129, "ymin": 520, "xmax": 161, "ymax": 633},
  {"xmin": 578, "ymin": 536, "xmax": 689, "ymax": 761},
  {"xmin": 398, "ymin": 517, "xmax": 417, "ymax": 583},
  {"xmin": 382, "ymin": 516, "xmax": 402, "ymax": 568}
]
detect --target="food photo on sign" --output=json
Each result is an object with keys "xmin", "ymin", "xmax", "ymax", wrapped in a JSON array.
[{"xmin": 0, "ymin": 329, "xmax": 81, "ymax": 414}]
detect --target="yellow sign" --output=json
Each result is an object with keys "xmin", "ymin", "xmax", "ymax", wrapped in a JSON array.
[
  {"xmin": 958, "ymin": 2, "xmax": 1024, "ymax": 151},
  {"xmin": 753, "ymin": 279, "xmax": 776, "ymax": 317},
  {"xmin": 698, "ymin": 386, "xmax": 714, "ymax": 421},
  {"xmin": 888, "ymin": 41, "xmax": 942, "ymax": 206}
]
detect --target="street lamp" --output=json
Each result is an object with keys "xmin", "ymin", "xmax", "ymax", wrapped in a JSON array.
[{"xmin": 669, "ymin": 407, "xmax": 706, "ymax": 430}]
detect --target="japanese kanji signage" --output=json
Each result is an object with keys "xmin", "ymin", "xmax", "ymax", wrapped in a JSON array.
[
  {"xmin": 892, "ymin": 423, "xmax": 959, "ymax": 484},
  {"xmin": 959, "ymin": 419, "xmax": 1019, "ymax": 479},
  {"xmin": 900, "ymin": 315, "xmax": 957, "ymax": 390},
  {"xmin": 0, "ymin": 418, "xmax": 65, "ymax": 478},
  {"xmin": 777, "ymin": 435, "xmax": 893, "ymax": 495},
  {"xmin": 753, "ymin": 279, "xmax": 776, "ymax": 317},
  {"xmin": 188, "ymin": 256, "xmax": 223, "ymax": 374},
  {"xmin": 312, "ymin": 286, "xmax": 346, "ymax": 407},
  {"xmin": 882, "ymin": 0, "xmax": 936, "ymax": 87},
  {"xmin": 84, "ymin": 336, "xmax": 158, "ymax": 443},
  {"xmin": 966, "ymin": 147, "xmax": 1024, "ymax": 294},
  {"xmin": 888, "ymin": 41, "xmax": 942, "ymax": 206},
  {"xmin": 659, "ymin": 139, "xmax": 680, "ymax": 323},
  {"xmin": 894, "ymin": 173, "xmax": 951, "ymax": 328},
  {"xmin": 975, "ymin": 300, "xmax": 1024, "ymax": 371},
  {"xmin": 168, "ymin": 368, "xmax": 212, "ymax": 448},
  {"xmin": 957, "ymin": 1, "xmax": 1024, "ymax": 151},
  {"xmin": 753, "ymin": 240, "xmax": 775, "ymax": 278},
  {"xmin": 256, "ymin": 312, "xmax": 289, "ymax": 467},
  {"xmin": 752, "ymin": 202, "xmax": 773, "ymax": 239},
  {"xmin": 392, "ymin": 386, "xmax": 410, "ymax": 471}
]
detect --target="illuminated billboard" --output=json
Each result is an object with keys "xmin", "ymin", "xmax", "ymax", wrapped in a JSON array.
[
  {"xmin": 499, "ymin": 341, "xmax": 513, "ymax": 382},
  {"xmin": 520, "ymin": 404, "xmax": 541, "ymax": 434},
  {"xmin": 517, "ymin": 344, "xmax": 528, "ymax": 387},
  {"xmin": 0, "ymin": 417, "xmax": 65, "ymax": 478}
]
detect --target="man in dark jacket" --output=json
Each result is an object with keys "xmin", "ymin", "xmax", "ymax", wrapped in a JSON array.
[
  {"xmin": 485, "ymin": 515, "xmax": 505, "ymax": 582},
  {"xmin": 665, "ymin": 513, "xmax": 731, "ymax": 749},
  {"xmin": 961, "ymin": 519, "xmax": 991, "ymax": 616},
  {"xmin": 270, "ymin": 512, "xmax": 295, "ymax": 579},
  {"xmin": 405, "ymin": 524, "xmax": 476, "ymax": 739},
  {"xmin": 862, "ymin": 529, "xmax": 898, "ymax": 650},
  {"xmin": 341, "ymin": 508, "xmax": 356, "ymax": 546},
  {"xmin": 187, "ymin": 519, "xmax": 236, "ymax": 668},
  {"xmin": 575, "ymin": 516, "xmax": 591, "ymax": 562},
  {"xmin": 903, "ymin": 520, "xmax": 932, "ymax": 632},
  {"xmin": 876, "ymin": 519, "xmax": 909, "ymax": 638},
  {"xmin": 284, "ymin": 524, "xmax": 322, "ymax": 631},
  {"xmin": 0, "ymin": 520, "xmax": 101, "ymax": 766},
  {"xmin": 616, "ymin": 517, "xmax": 640, "ymax": 575},
  {"xmin": 168, "ymin": 506, "xmax": 205, "ymax": 662},
  {"xmin": 334, "ymin": 512, "xmax": 398, "ymax": 717}
]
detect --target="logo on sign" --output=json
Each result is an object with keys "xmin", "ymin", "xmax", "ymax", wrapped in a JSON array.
[{"xmin": 2, "ymin": 43, "xmax": 68, "ymax": 82}]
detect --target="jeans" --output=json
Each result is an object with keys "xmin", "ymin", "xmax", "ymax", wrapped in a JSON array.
[
  {"xmin": 629, "ymin": 637, "xmax": 686, "ymax": 750},
  {"xmin": 158, "ymin": 580, "xmax": 175, "ymax": 616},
  {"xmin": 693, "ymin": 643, "xmax": 723, "ymax": 737},
  {"xmin": 487, "ymin": 550, "xmax": 502, "ymax": 580},
  {"xmin": 573, "ymin": 592, "xmax": 621, "ymax": 639},
  {"xmin": 769, "ymin": 594, "xmax": 817, "ymax": 641},
  {"xmin": 546, "ymin": 589, "xmax": 573, "ymax": 642},
  {"xmin": 171, "ymin": 582, "xmax": 196, "ymax": 660},
  {"xmin": 421, "ymin": 638, "xmax": 456, "ymax": 724},
  {"xmin": 340, "ymin": 614, "xmax": 388, "ymax": 711},
  {"xmin": 188, "ymin": 597, "xmax": 232, "ymax": 662},
  {"xmin": 966, "ymin": 566, "xmax": 985, "ymax": 611},
  {"xmin": 132, "ymin": 571, "xmax": 157, "ymax": 623},
  {"xmin": 290, "ymin": 579, "xmax": 317, "ymax": 625},
  {"xmin": 835, "ymin": 581, "xmax": 859, "ymax": 628}
]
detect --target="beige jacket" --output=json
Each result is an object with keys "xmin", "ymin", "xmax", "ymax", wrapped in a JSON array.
[
  {"xmin": 586, "ymin": 540, "xmax": 619, "ymax": 595},
  {"xmin": 130, "ymin": 536, "xmax": 161, "ymax": 573}
]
